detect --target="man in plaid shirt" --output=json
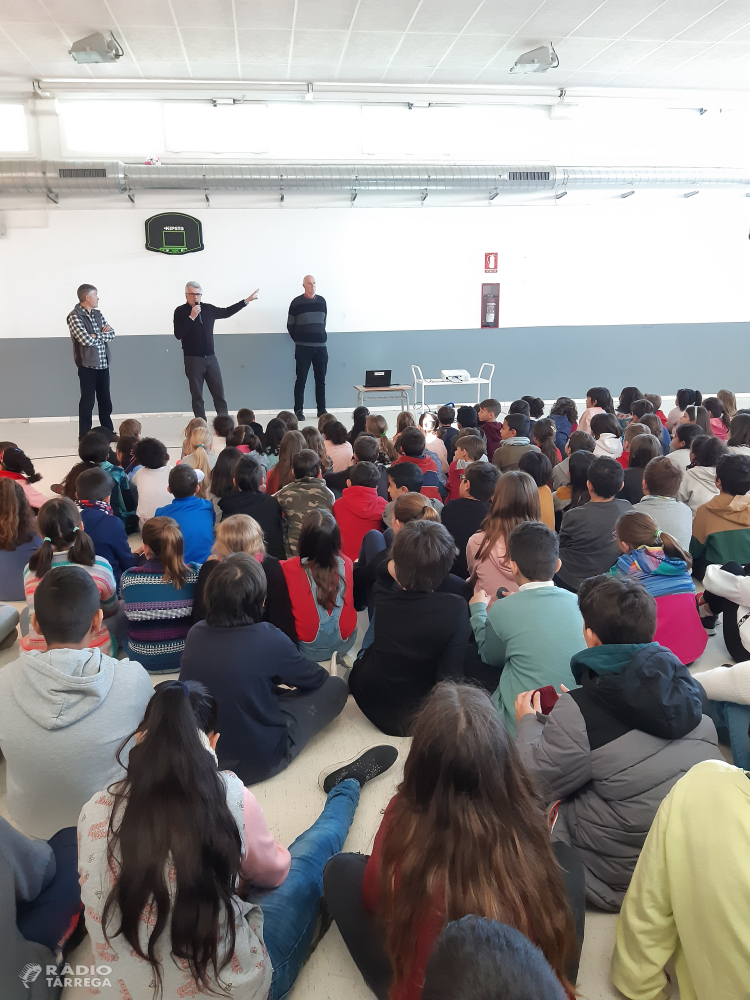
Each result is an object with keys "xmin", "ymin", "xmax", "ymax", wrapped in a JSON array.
[{"xmin": 66, "ymin": 283, "xmax": 116, "ymax": 438}]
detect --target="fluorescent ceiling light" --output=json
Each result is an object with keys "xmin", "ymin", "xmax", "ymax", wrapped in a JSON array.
[{"xmin": 510, "ymin": 44, "xmax": 559, "ymax": 75}]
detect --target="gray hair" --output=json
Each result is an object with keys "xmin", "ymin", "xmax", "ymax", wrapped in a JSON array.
[{"xmin": 185, "ymin": 281, "xmax": 202, "ymax": 292}]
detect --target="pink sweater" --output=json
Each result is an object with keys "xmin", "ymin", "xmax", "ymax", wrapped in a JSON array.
[
  {"xmin": 326, "ymin": 440, "xmax": 354, "ymax": 474},
  {"xmin": 241, "ymin": 786, "xmax": 291, "ymax": 886},
  {"xmin": 466, "ymin": 532, "xmax": 519, "ymax": 608}
]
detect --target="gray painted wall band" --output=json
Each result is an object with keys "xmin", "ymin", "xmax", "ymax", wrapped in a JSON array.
[{"xmin": 2, "ymin": 322, "xmax": 748, "ymax": 420}]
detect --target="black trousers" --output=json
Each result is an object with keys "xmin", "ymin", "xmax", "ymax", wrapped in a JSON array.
[
  {"xmin": 183, "ymin": 354, "xmax": 228, "ymax": 420},
  {"xmin": 703, "ymin": 561, "xmax": 750, "ymax": 662},
  {"xmin": 78, "ymin": 366, "xmax": 113, "ymax": 438},
  {"xmin": 294, "ymin": 345, "xmax": 328, "ymax": 415},
  {"xmin": 324, "ymin": 841, "xmax": 586, "ymax": 998}
]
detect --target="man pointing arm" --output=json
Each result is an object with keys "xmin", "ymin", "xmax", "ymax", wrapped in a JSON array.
[{"xmin": 174, "ymin": 282, "xmax": 259, "ymax": 420}]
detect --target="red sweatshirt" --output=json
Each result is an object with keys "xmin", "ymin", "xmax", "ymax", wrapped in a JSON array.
[
  {"xmin": 446, "ymin": 460, "xmax": 461, "ymax": 501},
  {"xmin": 281, "ymin": 555, "xmax": 357, "ymax": 642},
  {"xmin": 392, "ymin": 454, "xmax": 443, "ymax": 503},
  {"xmin": 333, "ymin": 486, "xmax": 387, "ymax": 560},
  {"xmin": 479, "ymin": 419, "xmax": 503, "ymax": 461}
]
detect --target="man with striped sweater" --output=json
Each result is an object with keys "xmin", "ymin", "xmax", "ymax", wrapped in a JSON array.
[{"xmin": 288, "ymin": 274, "xmax": 327, "ymax": 420}]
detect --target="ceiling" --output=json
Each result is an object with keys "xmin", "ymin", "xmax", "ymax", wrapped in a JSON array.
[{"xmin": 0, "ymin": 0, "xmax": 748, "ymax": 92}]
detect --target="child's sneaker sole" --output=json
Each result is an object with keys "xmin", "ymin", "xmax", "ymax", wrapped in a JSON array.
[{"xmin": 319, "ymin": 745, "xmax": 399, "ymax": 794}]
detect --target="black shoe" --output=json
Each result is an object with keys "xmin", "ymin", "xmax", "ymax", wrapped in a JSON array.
[
  {"xmin": 700, "ymin": 613, "xmax": 717, "ymax": 635},
  {"xmin": 295, "ymin": 410, "xmax": 305, "ymax": 421},
  {"xmin": 319, "ymin": 745, "xmax": 399, "ymax": 794}
]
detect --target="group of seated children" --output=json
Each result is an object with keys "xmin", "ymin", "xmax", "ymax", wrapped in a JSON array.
[{"xmin": 2, "ymin": 385, "xmax": 750, "ymax": 1000}]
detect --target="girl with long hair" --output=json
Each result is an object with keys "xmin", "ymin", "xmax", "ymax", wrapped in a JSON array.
[
  {"xmin": 0, "ymin": 479, "xmax": 40, "ymax": 600},
  {"xmin": 727, "ymin": 413, "xmax": 750, "ymax": 456},
  {"xmin": 366, "ymin": 415, "xmax": 398, "ymax": 463},
  {"xmin": 181, "ymin": 425, "xmax": 216, "ymax": 497},
  {"xmin": 281, "ymin": 508, "xmax": 357, "ymax": 662},
  {"xmin": 666, "ymin": 388, "xmax": 703, "ymax": 432},
  {"xmin": 533, "ymin": 417, "xmax": 562, "ymax": 466},
  {"xmin": 548, "ymin": 396, "xmax": 578, "ymax": 453},
  {"xmin": 301, "ymin": 425, "xmax": 332, "ymax": 473},
  {"xmin": 21, "ymin": 497, "xmax": 117, "ymax": 653},
  {"xmin": 717, "ymin": 388, "xmax": 737, "ymax": 423},
  {"xmin": 266, "ymin": 430, "xmax": 306, "ymax": 494},
  {"xmin": 392, "ymin": 410, "xmax": 415, "ymax": 446},
  {"xmin": 677, "ymin": 435, "xmax": 727, "ymax": 517},
  {"xmin": 264, "ymin": 417, "xmax": 287, "ymax": 468},
  {"xmin": 0, "ymin": 446, "xmax": 48, "ymax": 511},
  {"xmin": 180, "ymin": 416, "xmax": 207, "ymax": 458},
  {"xmin": 578, "ymin": 386, "xmax": 615, "ymax": 436},
  {"xmin": 79, "ymin": 678, "xmax": 397, "ymax": 1000},
  {"xmin": 348, "ymin": 405, "xmax": 370, "ymax": 444},
  {"xmin": 611, "ymin": 510, "xmax": 694, "ymax": 597},
  {"xmin": 703, "ymin": 396, "xmax": 730, "ymax": 441},
  {"xmin": 325, "ymin": 682, "xmax": 582, "ymax": 1000},
  {"xmin": 121, "ymin": 517, "xmax": 200, "ymax": 672},
  {"xmin": 323, "ymin": 421, "xmax": 354, "ymax": 474},
  {"xmin": 207, "ymin": 445, "xmax": 243, "ymax": 517},
  {"xmin": 192, "ymin": 514, "xmax": 297, "ymax": 641},
  {"xmin": 419, "ymin": 413, "xmax": 449, "ymax": 474},
  {"xmin": 621, "ymin": 434, "xmax": 663, "ymax": 505},
  {"xmin": 590, "ymin": 413, "xmax": 623, "ymax": 460},
  {"xmin": 466, "ymin": 471, "xmax": 541, "ymax": 606},
  {"xmin": 616, "ymin": 386, "xmax": 643, "ymax": 419}
]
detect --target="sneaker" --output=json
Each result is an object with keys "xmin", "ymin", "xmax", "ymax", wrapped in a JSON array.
[
  {"xmin": 319, "ymin": 745, "xmax": 399, "ymax": 794},
  {"xmin": 700, "ymin": 612, "xmax": 717, "ymax": 635},
  {"xmin": 295, "ymin": 410, "xmax": 305, "ymax": 421}
]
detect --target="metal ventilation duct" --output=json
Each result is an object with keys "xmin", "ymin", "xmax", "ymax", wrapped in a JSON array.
[{"xmin": 0, "ymin": 160, "xmax": 747, "ymax": 197}]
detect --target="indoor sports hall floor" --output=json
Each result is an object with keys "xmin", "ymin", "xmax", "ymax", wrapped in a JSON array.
[{"xmin": 2, "ymin": 409, "xmax": 724, "ymax": 999}]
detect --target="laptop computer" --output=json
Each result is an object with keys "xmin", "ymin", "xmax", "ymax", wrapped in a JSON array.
[{"xmin": 365, "ymin": 369, "xmax": 392, "ymax": 388}]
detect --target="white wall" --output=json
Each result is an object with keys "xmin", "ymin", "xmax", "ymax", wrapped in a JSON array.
[{"xmin": 0, "ymin": 191, "xmax": 748, "ymax": 340}]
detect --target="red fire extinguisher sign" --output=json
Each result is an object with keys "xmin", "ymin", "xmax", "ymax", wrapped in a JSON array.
[{"xmin": 485, "ymin": 252, "xmax": 498, "ymax": 273}]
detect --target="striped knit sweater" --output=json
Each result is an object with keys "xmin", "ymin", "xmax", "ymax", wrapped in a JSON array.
[
  {"xmin": 121, "ymin": 558, "xmax": 200, "ymax": 672},
  {"xmin": 21, "ymin": 551, "xmax": 118, "ymax": 654}
]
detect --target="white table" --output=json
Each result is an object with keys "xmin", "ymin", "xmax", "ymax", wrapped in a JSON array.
[
  {"xmin": 411, "ymin": 363, "xmax": 495, "ymax": 411},
  {"xmin": 354, "ymin": 384, "xmax": 412, "ymax": 411}
]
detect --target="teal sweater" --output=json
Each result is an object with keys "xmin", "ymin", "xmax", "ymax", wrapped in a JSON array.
[{"xmin": 470, "ymin": 584, "xmax": 584, "ymax": 736}]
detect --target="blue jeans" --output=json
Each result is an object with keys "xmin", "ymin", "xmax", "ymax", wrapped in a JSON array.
[
  {"xmin": 255, "ymin": 778, "xmax": 360, "ymax": 1000},
  {"xmin": 704, "ymin": 698, "xmax": 750, "ymax": 770},
  {"xmin": 357, "ymin": 612, "xmax": 376, "ymax": 657}
]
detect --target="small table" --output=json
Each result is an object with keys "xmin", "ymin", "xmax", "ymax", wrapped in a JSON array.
[{"xmin": 354, "ymin": 384, "xmax": 412, "ymax": 411}]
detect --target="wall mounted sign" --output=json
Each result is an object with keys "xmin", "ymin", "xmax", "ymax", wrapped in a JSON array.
[
  {"xmin": 145, "ymin": 212, "xmax": 204, "ymax": 255},
  {"xmin": 481, "ymin": 283, "xmax": 500, "ymax": 328},
  {"xmin": 484, "ymin": 252, "xmax": 498, "ymax": 273}
]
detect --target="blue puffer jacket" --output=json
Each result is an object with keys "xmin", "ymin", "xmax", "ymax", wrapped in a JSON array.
[{"xmin": 550, "ymin": 413, "xmax": 573, "ymax": 453}]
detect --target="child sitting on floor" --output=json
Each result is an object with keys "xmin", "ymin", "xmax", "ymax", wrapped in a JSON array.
[
  {"xmin": 391, "ymin": 427, "xmax": 444, "ymax": 501},
  {"xmin": 446, "ymin": 431, "xmax": 487, "ymax": 500},
  {"xmin": 467, "ymin": 470, "xmax": 541, "ymax": 606},
  {"xmin": 532, "ymin": 418, "xmax": 561, "ymax": 468},
  {"xmin": 155, "ymin": 464, "xmax": 216, "ymax": 566},
  {"xmin": 21, "ymin": 498, "xmax": 118, "ymax": 655},
  {"xmin": 0, "ymin": 479, "xmax": 40, "ymax": 602},
  {"xmin": 610, "ymin": 510, "xmax": 694, "ymax": 597},
  {"xmin": 556, "ymin": 457, "xmax": 631, "ymax": 592},
  {"xmin": 669, "ymin": 421, "xmax": 702, "ymax": 472},
  {"xmin": 333, "ymin": 461, "xmax": 387, "ymax": 561},
  {"xmin": 218, "ymin": 453, "xmax": 285, "ymax": 559},
  {"xmin": 493, "ymin": 414, "xmax": 540, "ymax": 474},
  {"xmin": 515, "ymin": 574, "xmax": 721, "ymax": 911},
  {"xmin": 349, "ymin": 521, "xmax": 469, "ymax": 736},
  {"xmin": 633, "ymin": 455, "xmax": 692, "ymax": 550},
  {"xmin": 76, "ymin": 467, "xmax": 136, "ymax": 590},
  {"xmin": 470, "ymin": 521, "xmax": 581, "ymax": 735},
  {"xmin": 281, "ymin": 508, "xmax": 358, "ymax": 663},
  {"xmin": 131, "ymin": 437, "xmax": 171, "ymax": 526},
  {"xmin": 121, "ymin": 516, "xmax": 200, "ymax": 673},
  {"xmin": 591, "ymin": 413, "xmax": 624, "ymax": 460},
  {"xmin": 276, "ymin": 449, "xmax": 335, "ymax": 558},
  {"xmin": 476, "ymin": 398, "xmax": 504, "ymax": 461},
  {"xmin": 0, "ymin": 447, "xmax": 47, "ymax": 512},
  {"xmin": 441, "ymin": 461, "xmax": 500, "ymax": 579},
  {"xmin": 618, "ymin": 420, "xmax": 649, "ymax": 469},
  {"xmin": 690, "ymin": 453, "xmax": 750, "ymax": 579},
  {"xmin": 212, "ymin": 414, "xmax": 235, "ymax": 453},
  {"xmin": 180, "ymin": 416, "xmax": 207, "ymax": 458},
  {"xmin": 383, "ymin": 461, "xmax": 443, "ymax": 527},
  {"xmin": 552, "ymin": 430, "xmax": 595, "ymax": 491},
  {"xmin": 677, "ymin": 434, "xmax": 727, "ymax": 517}
]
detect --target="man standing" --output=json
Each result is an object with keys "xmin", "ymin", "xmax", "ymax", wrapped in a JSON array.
[
  {"xmin": 67, "ymin": 284, "xmax": 115, "ymax": 439},
  {"xmin": 288, "ymin": 275, "xmax": 327, "ymax": 420},
  {"xmin": 173, "ymin": 281, "xmax": 259, "ymax": 419}
]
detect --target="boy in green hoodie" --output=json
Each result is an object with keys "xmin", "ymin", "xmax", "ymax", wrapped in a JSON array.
[
  {"xmin": 690, "ymin": 453, "xmax": 750, "ymax": 579},
  {"xmin": 470, "ymin": 521, "xmax": 582, "ymax": 735}
]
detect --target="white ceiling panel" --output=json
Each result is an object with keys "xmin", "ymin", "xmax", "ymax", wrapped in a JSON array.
[
  {"xmin": 0, "ymin": 0, "xmax": 747, "ymax": 91},
  {"xmin": 171, "ymin": 0, "xmax": 236, "ymax": 30},
  {"xmin": 295, "ymin": 0, "xmax": 359, "ymax": 32},
  {"xmin": 106, "ymin": 1, "xmax": 174, "ymax": 28},
  {"xmin": 237, "ymin": 29, "xmax": 292, "ymax": 65},
  {"xmin": 351, "ymin": 0, "xmax": 422, "ymax": 33},
  {"xmin": 234, "ymin": 0, "xmax": 295, "ymax": 31},
  {"xmin": 408, "ymin": 0, "xmax": 484, "ymax": 35}
]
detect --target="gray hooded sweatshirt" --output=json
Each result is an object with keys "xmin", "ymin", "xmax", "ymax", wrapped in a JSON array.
[{"xmin": 0, "ymin": 648, "xmax": 152, "ymax": 839}]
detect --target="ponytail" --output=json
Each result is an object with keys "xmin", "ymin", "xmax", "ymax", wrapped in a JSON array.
[
  {"xmin": 1, "ymin": 447, "xmax": 42, "ymax": 484},
  {"xmin": 188, "ymin": 427, "xmax": 213, "ymax": 498},
  {"xmin": 142, "ymin": 516, "xmax": 189, "ymax": 589},
  {"xmin": 366, "ymin": 415, "xmax": 398, "ymax": 462},
  {"xmin": 615, "ymin": 510, "xmax": 693, "ymax": 571},
  {"xmin": 29, "ymin": 497, "xmax": 95, "ymax": 577}
]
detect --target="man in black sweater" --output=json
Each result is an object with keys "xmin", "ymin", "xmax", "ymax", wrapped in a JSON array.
[
  {"xmin": 174, "ymin": 280, "xmax": 258, "ymax": 419},
  {"xmin": 288, "ymin": 274, "xmax": 327, "ymax": 420}
]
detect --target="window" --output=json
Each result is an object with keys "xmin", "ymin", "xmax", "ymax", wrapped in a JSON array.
[
  {"xmin": 59, "ymin": 101, "xmax": 164, "ymax": 156},
  {"xmin": 164, "ymin": 103, "xmax": 268, "ymax": 154},
  {"xmin": 0, "ymin": 105, "xmax": 29, "ymax": 152}
]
